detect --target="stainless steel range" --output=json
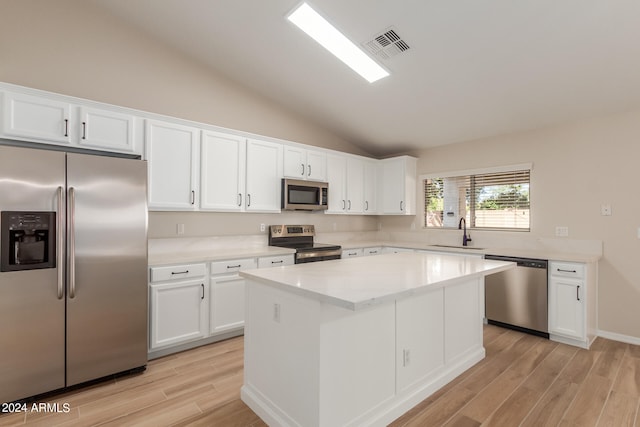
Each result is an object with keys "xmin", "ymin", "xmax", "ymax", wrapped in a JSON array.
[{"xmin": 268, "ymin": 225, "xmax": 341, "ymax": 263}]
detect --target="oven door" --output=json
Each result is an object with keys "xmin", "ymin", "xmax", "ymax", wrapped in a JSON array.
[{"xmin": 282, "ymin": 179, "xmax": 328, "ymax": 211}]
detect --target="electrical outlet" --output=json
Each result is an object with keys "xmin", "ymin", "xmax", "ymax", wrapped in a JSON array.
[
  {"xmin": 260, "ymin": 223, "xmax": 266, "ymax": 232},
  {"xmin": 601, "ymin": 204, "xmax": 612, "ymax": 216},
  {"xmin": 273, "ymin": 303, "xmax": 280, "ymax": 323},
  {"xmin": 555, "ymin": 226, "xmax": 569, "ymax": 237},
  {"xmin": 403, "ymin": 349, "xmax": 411, "ymax": 367},
  {"xmin": 176, "ymin": 223, "xmax": 185, "ymax": 235}
]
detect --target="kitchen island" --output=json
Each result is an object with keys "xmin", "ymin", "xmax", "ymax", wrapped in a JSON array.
[{"xmin": 240, "ymin": 252, "xmax": 514, "ymax": 427}]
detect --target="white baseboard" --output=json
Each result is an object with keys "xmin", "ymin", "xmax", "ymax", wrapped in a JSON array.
[{"xmin": 598, "ymin": 329, "xmax": 640, "ymax": 346}]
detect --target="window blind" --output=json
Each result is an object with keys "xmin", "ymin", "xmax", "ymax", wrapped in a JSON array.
[{"xmin": 424, "ymin": 169, "xmax": 530, "ymax": 231}]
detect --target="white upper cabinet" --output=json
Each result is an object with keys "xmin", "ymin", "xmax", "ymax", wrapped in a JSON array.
[
  {"xmin": 245, "ymin": 138, "xmax": 283, "ymax": 212},
  {"xmin": 146, "ymin": 119, "xmax": 200, "ymax": 211},
  {"xmin": 346, "ymin": 156, "xmax": 364, "ymax": 214},
  {"xmin": 2, "ymin": 92, "xmax": 71, "ymax": 144},
  {"xmin": 380, "ymin": 156, "xmax": 417, "ymax": 215},
  {"xmin": 77, "ymin": 106, "xmax": 136, "ymax": 153},
  {"xmin": 363, "ymin": 160, "xmax": 378, "ymax": 214},
  {"xmin": 283, "ymin": 145, "xmax": 327, "ymax": 181},
  {"xmin": 1, "ymin": 90, "xmax": 140, "ymax": 154},
  {"xmin": 326, "ymin": 153, "xmax": 367, "ymax": 214},
  {"xmin": 326, "ymin": 154, "xmax": 347, "ymax": 213},
  {"xmin": 200, "ymin": 130, "xmax": 246, "ymax": 211}
]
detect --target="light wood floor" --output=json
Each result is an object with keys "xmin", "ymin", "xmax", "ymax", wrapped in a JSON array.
[{"xmin": 2, "ymin": 325, "xmax": 640, "ymax": 426}]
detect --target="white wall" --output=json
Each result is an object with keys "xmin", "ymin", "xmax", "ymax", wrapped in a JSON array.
[{"xmin": 382, "ymin": 109, "xmax": 640, "ymax": 340}]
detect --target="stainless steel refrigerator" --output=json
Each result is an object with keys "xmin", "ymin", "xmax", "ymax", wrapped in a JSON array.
[{"xmin": 0, "ymin": 144, "xmax": 148, "ymax": 404}]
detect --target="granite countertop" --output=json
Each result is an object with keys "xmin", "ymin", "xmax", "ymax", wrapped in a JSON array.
[{"xmin": 240, "ymin": 252, "xmax": 514, "ymax": 310}]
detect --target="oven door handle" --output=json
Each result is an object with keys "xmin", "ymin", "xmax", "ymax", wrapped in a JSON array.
[{"xmin": 296, "ymin": 249, "xmax": 343, "ymax": 260}]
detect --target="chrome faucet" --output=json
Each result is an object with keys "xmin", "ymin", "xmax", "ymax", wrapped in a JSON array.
[{"xmin": 458, "ymin": 217, "xmax": 472, "ymax": 246}]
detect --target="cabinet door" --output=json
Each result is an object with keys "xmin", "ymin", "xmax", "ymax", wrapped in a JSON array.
[
  {"xmin": 363, "ymin": 160, "xmax": 378, "ymax": 214},
  {"xmin": 283, "ymin": 146, "xmax": 307, "ymax": 179},
  {"xmin": 2, "ymin": 92, "xmax": 71, "ymax": 144},
  {"xmin": 381, "ymin": 158, "xmax": 405, "ymax": 214},
  {"xmin": 146, "ymin": 120, "xmax": 199, "ymax": 210},
  {"xmin": 306, "ymin": 150, "xmax": 327, "ymax": 181},
  {"xmin": 549, "ymin": 277, "xmax": 584, "ymax": 340},
  {"xmin": 78, "ymin": 107, "xmax": 136, "ymax": 153},
  {"xmin": 346, "ymin": 157, "xmax": 364, "ymax": 213},
  {"xmin": 201, "ymin": 131, "xmax": 246, "ymax": 211},
  {"xmin": 245, "ymin": 139, "xmax": 283, "ymax": 212},
  {"xmin": 149, "ymin": 280, "xmax": 207, "ymax": 349},
  {"xmin": 210, "ymin": 275, "xmax": 245, "ymax": 334},
  {"xmin": 326, "ymin": 154, "xmax": 347, "ymax": 213}
]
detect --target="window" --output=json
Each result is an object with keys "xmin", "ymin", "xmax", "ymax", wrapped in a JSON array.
[{"xmin": 424, "ymin": 167, "xmax": 530, "ymax": 231}]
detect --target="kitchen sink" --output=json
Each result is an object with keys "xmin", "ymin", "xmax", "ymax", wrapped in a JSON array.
[{"xmin": 431, "ymin": 244, "xmax": 484, "ymax": 250}]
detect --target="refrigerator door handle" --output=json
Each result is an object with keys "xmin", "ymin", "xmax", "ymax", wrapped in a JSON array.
[
  {"xmin": 68, "ymin": 187, "xmax": 76, "ymax": 299},
  {"xmin": 56, "ymin": 186, "xmax": 65, "ymax": 299}
]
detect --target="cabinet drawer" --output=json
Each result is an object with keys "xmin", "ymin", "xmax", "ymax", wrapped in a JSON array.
[
  {"xmin": 363, "ymin": 247, "xmax": 382, "ymax": 256},
  {"xmin": 150, "ymin": 263, "xmax": 206, "ymax": 282},
  {"xmin": 258, "ymin": 255, "xmax": 294, "ymax": 268},
  {"xmin": 549, "ymin": 262, "xmax": 584, "ymax": 279},
  {"xmin": 342, "ymin": 248, "xmax": 363, "ymax": 258},
  {"xmin": 210, "ymin": 258, "xmax": 257, "ymax": 275}
]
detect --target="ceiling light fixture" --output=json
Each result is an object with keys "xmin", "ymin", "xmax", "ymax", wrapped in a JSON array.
[{"xmin": 287, "ymin": 2, "xmax": 389, "ymax": 83}]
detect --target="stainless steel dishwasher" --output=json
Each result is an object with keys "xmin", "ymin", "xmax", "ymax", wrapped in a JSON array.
[{"xmin": 484, "ymin": 255, "xmax": 549, "ymax": 338}]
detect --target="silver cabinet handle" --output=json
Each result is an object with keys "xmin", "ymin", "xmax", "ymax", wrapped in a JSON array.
[
  {"xmin": 558, "ymin": 268, "xmax": 577, "ymax": 273},
  {"xmin": 308, "ymin": 164, "xmax": 311, "ymax": 177},
  {"xmin": 400, "ymin": 201, "xmax": 404, "ymax": 211},
  {"xmin": 68, "ymin": 187, "xmax": 76, "ymax": 299},
  {"xmin": 64, "ymin": 119, "xmax": 69, "ymax": 137},
  {"xmin": 247, "ymin": 194, "xmax": 251, "ymax": 207},
  {"xmin": 577, "ymin": 285, "xmax": 580, "ymax": 301},
  {"xmin": 171, "ymin": 270, "xmax": 189, "ymax": 275},
  {"xmin": 365, "ymin": 201, "xmax": 369, "ymax": 211},
  {"xmin": 238, "ymin": 193, "xmax": 242, "ymax": 207},
  {"xmin": 272, "ymin": 260, "xmax": 284, "ymax": 264},
  {"xmin": 342, "ymin": 200, "xmax": 346, "ymax": 209},
  {"xmin": 201, "ymin": 283, "xmax": 205, "ymax": 300},
  {"xmin": 190, "ymin": 190, "xmax": 195, "ymax": 205},
  {"xmin": 56, "ymin": 186, "xmax": 64, "ymax": 299},
  {"xmin": 348, "ymin": 200, "xmax": 351, "ymax": 210},
  {"xmin": 82, "ymin": 121, "xmax": 87, "ymax": 140},
  {"xmin": 301, "ymin": 163, "xmax": 305, "ymax": 176},
  {"xmin": 227, "ymin": 264, "xmax": 241, "ymax": 269}
]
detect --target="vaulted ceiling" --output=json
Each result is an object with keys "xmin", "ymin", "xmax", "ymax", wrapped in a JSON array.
[{"xmin": 92, "ymin": 0, "xmax": 640, "ymax": 156}]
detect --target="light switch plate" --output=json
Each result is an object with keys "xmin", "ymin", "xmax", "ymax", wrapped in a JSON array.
[{"xmin": 555, "ymin": 226, "xmax": 569, "ymax": 237}]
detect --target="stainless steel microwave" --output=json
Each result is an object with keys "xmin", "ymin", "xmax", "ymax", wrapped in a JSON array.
[{"xmin": 281, "ymin": 179, "xmax": 328, "ymax": 211}]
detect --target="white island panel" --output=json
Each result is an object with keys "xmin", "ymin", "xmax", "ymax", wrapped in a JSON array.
[{"xmin": 241, "ymin": 252, "xmax": 514, "ymax": 426}]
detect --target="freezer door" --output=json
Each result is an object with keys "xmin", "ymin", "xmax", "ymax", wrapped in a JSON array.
[
  {"xmin": 0, "ymin": 145, "xmax": 66, "ymax": 403},
  {"xmin": 66, "ymin": 153, "xmax": 148, "ymax": 386}
]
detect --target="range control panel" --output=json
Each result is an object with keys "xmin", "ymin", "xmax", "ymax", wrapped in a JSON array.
[{"xmin": 269, "ymin": 225, "xmax": 315, "ymax": 238}]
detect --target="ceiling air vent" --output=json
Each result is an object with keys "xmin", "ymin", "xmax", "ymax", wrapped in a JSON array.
[{"xmin": 364, "ymin": 27, "xmax": 411, "ymax": 61}]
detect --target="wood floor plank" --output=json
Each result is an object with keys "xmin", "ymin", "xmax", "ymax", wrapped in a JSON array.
[
  {"xmin": 4, "ymin": 327, "xmax": 633, "ymax": 427},
  {"xmin": 560, "ymin": 374, "xmax": 611, "ymax": 426},
  {"xmin": 613, "ymin": 355, "xmax": 640, "ymax": 397},
  {"xmin": 597, "ymin": 390, "xmax": 638, "ymax": 427}
]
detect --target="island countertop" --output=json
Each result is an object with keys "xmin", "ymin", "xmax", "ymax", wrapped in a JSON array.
[{"xmin": 240, "ymin": 251, "xmax": 515, "ymax": 310}]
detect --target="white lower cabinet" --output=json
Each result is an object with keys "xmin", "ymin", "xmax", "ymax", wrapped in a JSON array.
[
  {"xmin": 149, "ymin": 263, "xmax": 208, "ymax": 350},
  {"xmin": 209, "ymin": 258, "xmax": 257, "ymax": 334},
  {"xmin": 548, "ymin": 261, "xmax": 597, "ymax": 348}
]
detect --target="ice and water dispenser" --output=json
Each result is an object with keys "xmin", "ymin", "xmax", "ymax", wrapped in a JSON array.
[{"xmin": 0, "ymin": 211, "xmax": 56, "ymax": 272}]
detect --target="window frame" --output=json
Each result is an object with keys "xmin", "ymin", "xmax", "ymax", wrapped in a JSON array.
[{"xmin": 421, "ymin": 163, "xmax": 532, "ymax": 232}]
